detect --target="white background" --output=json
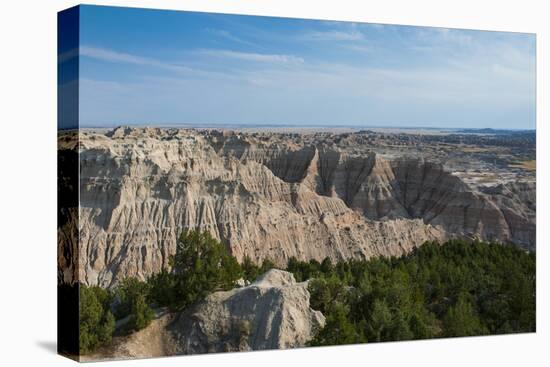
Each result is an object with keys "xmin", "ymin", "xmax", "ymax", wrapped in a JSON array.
[{"xmin": 0, "ymin": 0, "xmax": 547, "ymax": 366}]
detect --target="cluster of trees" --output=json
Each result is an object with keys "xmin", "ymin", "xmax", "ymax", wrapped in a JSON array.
[
  {"xmin": 147, "ymin": 229, "xmax": 242, "ymax": 310},
  {"xmin": 78, "ymin": 232, "xmax": 536, "ymax": 354},
  {"xmin": 79, "ymin": 286, "xmax": 115, "ymax": 354},
  {"xmin": 286, "ymin": 240, "xmax": 535, "ymax": 346},
  {"xmin": 79, "ymin": 230, "xmax": 244, "ymax": 354}
]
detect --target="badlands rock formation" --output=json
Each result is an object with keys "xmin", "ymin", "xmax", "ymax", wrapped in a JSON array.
[
  {"xmin": 84, "ymin": 270, "xmax": 325, "ymax": 360},
  {"xmin": 211, "ymin": 131, "xmax": 535, "ymax": 247},
  {"xmin": 57, "ymin": 127, "xmax": 536, "ymax": 287}
]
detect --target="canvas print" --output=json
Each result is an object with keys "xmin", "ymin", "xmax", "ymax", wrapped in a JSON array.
[{"xmin": 57, "ymin": 5, "xmax": 536, "ymax": 362}]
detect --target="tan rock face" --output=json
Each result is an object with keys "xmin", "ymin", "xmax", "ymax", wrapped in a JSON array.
[
  {"xmin": 58, "ymin": 127, "xmax": 535, "ymax": 287},
  {"xmin": 171, "ymin": 269, "xmax": 326, "ymax": 353},
  {"xmin": 83, "ymin": 270, "xmax": 325, "ymax": 360}
]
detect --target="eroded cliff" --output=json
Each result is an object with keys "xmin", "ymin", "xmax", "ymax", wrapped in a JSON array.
[
  {"xmin": 83, "ymin": 270, "xmax": 325, "ymax": 360},
  {"xmin": 58, "ymin": 127, "xmax": 535, "ymax": 287}
]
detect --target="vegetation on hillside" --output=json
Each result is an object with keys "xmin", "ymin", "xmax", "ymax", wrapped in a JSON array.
[
  {"xmin": 111, "ymin": 278, "xmax": 154, "ymax": 334},
  {"xmin": 79, "ymin": 286, "xmax": 115, "ymax": 354},
  {"xmin": 77, "ymin": 232, "xmax": 535, "ymax": 354},
  {"xmin": 286, "ymin": 240, "xmax": 535, "ymax": 345},
  {"xmin": 78, "ymin": 230, "xmax": 243, "ymax": 354},
  {"xmin": 148, "ymin": 229, "xmax": 242, "ymax": 310}
]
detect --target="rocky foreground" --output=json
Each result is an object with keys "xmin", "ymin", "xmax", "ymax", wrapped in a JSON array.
[
  {"xmin": 83, "ymin": 270, "xmax": 325, "ymax": 360},
  {"xmin": 58, "ymin": 127, "xmax": 536, "ymax": 287}
]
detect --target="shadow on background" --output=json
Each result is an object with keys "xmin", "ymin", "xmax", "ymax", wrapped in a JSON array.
[{"xmin": 36, "ymin": 340, "xmax": 57, "ymax": 354}]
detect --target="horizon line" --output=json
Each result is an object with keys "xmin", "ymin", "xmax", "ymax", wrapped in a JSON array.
[{"xmin": 74, "ymin": 122, "xmax": 536, "ymax": 132}]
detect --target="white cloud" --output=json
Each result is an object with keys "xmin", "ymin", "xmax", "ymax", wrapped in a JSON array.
[
  {"xmin": 79, "ymin": 28, "xmax": 535, "ymax": 129},
  {"xmin": 81, "ymin": 46, "xmax": 150, "ymax": 64},
  {"xmin": 81, "ymin": 45, "xmax": 305, "ymax": 72},
  {"xmin": 344, "ymin": 44, "xmax": 372, "ymax": 53},
  {"xmin": 299, "ymin": 30, "xmax": 365, "ymax": 41},
  {"xmin": 413, "ymin": 28, "xmax": 473, "ymax": 47},
  {"xmin": 204, "ymin": 28, "xmax": 255, "ymax": 46},
  {"xmin": 80, "ymin": 46, "xmax": 194, "ymax": 73},
  {"xmin": 435, "ymin": 28, "xmax": 473, "ymax": 46},
  {"xmin": 196, "ymin": 49, "xmax": 305, "ymax": 64}
]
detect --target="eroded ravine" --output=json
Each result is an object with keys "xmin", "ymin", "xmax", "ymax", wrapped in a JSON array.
[{"xmin": 58, "ymin": 127, "xmax": 535, "ymax": 287}]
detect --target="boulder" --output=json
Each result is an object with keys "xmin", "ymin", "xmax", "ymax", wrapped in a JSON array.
[{"xmin": 84, "ymin": 270, "xmax": 325, "ymax": 360}]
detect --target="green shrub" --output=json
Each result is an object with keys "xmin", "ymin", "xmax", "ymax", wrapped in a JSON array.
[
  {"xmin": 443, "ymin": 292, "xmax": 488, "ymax": 337},
  {"xmin": 79, "ymin": 285, "xmax": 115, "ymax": 354},
  {"xmin": 77, "ymin": 236, "xmax": 535, "ymax": 352},
  {"xmin": 112, "ymin": 278, "xmax": 154, "ymax": 334},
  {"xmin": 242, "ymin": 255, "xmax": 261, "ymax": 282},
  {"xmin": 259, "ymin": 258, "xmax": 277, "ymax": 275},
  {"xmin": 309, "ymin": 303, "xmax": 366, "ymax": 346},
  {"xmin": 147, "ymin": 269, "xmax": 178, "ymax": 308},
  {"xmin": 153, "ymin": 229, "xmax": 243, "ymax": 310},
  {"xmin": 290, "ymin": 240, "xmax": 535, "ymax": 346}
]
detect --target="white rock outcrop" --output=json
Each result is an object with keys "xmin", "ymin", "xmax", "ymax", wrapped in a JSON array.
[
  {"xmin": 58, "ymin": 127, "xmax": 535, "ymax": 287},
  {"xmin": 84, "ymin": 270, "xmax": 325, "ymax": 360},
  {"xmin": 59, "ymin": 128, "xmax": 445, "ymax": 287}
]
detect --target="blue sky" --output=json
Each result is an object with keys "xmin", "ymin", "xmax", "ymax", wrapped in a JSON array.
[{"xmin": 72, "ymin": 5, "xmax": 535, "ymax": 129}]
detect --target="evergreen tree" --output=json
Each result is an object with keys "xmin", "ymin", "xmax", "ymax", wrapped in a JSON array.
[
  {"xmin": 292, "ymin": 239, "xmax": 535, "ymax": 345},
  {"xmin": 112, "ymin": 278, "xmax": 154, "ymax": 334},
  {"xmin": 309, "ymin": 303, "xmax": 365, "ymax": 346},
  {"xmin": 242, "ymin": 255, "xmax": 261, "ymax": 282},
  {"xmin": 443, "ymin": 293, "xmax": 487, "ymax": 337},
  {"xmin": 168, "ymin": 229, "xmax": 243, "ymax": 310},
  {"xmin": 79, "ymin": 285, "xmax": 115, "ymax": 354}
]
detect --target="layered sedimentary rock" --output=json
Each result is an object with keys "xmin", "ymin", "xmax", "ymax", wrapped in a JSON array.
[
  {"xmin": 84, "ymin": 270, "xmax": 325, "ymax": 360},
  {"xmin": 478, "ymin": 181, "xmax": 536, "ymax": 246},
  {"xmin": 172, "ymin": 269, "xmax": 325, "ymax": 354},
  {"xmin": 58, "ymin": 127, "xmax": 536, "ymax": 287},
  {"xmin": 213, "ymin": 131, "xmax": 535, "ymax": 248}
]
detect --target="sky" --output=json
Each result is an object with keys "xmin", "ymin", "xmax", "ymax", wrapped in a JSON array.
[{"xmin": 67, "ymin": 5, "xmax": 535, "ymax": 129}]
